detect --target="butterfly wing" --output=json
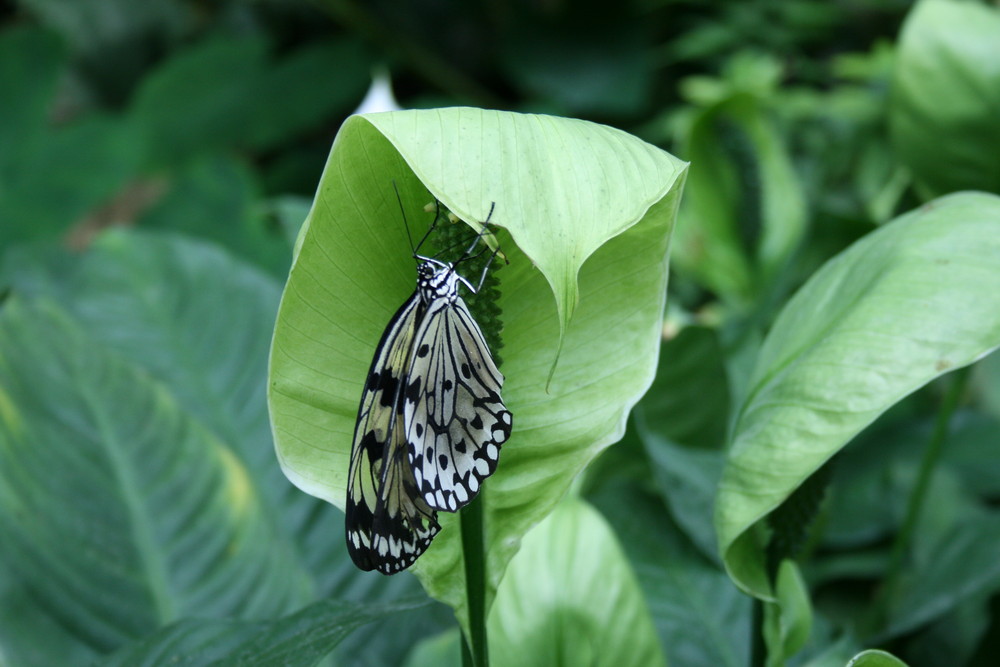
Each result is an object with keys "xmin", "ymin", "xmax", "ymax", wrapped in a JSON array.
[
  {"xmin": 346, "ymin": 292, "xmax": 440, "ymax": 574},
  {"xmin": 405, "ymin": 295, "xmax": 513, "ymax": 512}
]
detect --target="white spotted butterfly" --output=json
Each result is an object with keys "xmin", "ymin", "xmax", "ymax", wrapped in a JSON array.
[{"xmin": 345, "ymin": 199, "xmax": 512, "ymax": 574}]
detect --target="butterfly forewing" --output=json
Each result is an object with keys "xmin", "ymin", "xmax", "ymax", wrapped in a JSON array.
[
  {"xmin": 404, "ymin": 282, "xmax": 512, "ymax": 512},
  {"xmin": 346, "ymin": 291, "xmax": 441, "ymax": 574}
]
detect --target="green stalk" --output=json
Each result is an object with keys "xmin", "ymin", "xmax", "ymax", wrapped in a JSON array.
[
  {"xmin": 751, "ymin": 598, "xmax": 765, "ymax": 667},
  {"xmin": 461, "ymin": 492, "xmax": 488, "ymax": 667},
  {"xmin": 877, "ymin": 366, "xmax": 970, "ymax": 625}
]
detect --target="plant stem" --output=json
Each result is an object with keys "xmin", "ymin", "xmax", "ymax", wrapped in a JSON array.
[
  {"xmin": 878, "ymin": 366, "xmax": 970, "ymax": 623},
  {"xmin": 751, "ymin": 598, "xmax": 765, "ymax": 667},
  {"xmin": 461, "ymin": 492, "xmax": 488, "ymax": 667}
]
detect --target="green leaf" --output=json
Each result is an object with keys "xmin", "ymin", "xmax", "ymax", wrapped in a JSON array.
[
  {"xmin": 138, "ymin": 156, "xmax": 290, "ymax": 276},
  {"xmin": 763, "ymin": 560, "xmax": 812, "ymax": 667},
  {"xmin": 0, "ymin": 300, "xmax": 307, "ymax": 660},
  {"xmin": 642, "ymin": 435, "xmax": 726, "ymax": 565},
  {"xmin": 243, "ymin": 39, "xmax": 371, "ymax": 151},
  {"xmin": 17, "ymin": 0, "xmax": 187, "ymax": 61},
  {"xmin": 0, "ymin": 25, "xmax": 64, "ymax": 171},
  {"xmin": 591, "ymin": 481, "xmax": 750, "ymax": 667},
  {"xmin": 130, "ymin": 35, "xmax": 269, "ymax": 166},
  {"xmin": 716, "ymin": 192, "xmax": 1000, "ymax": 599},
  {"xmin": 886, "ymin": 510, "xmax": 1000, "ymax": 637},
  {"xmin": 499, "ymin": 12, "xmax": 651, "ymax": 117},
  {"xmin": 103, "ymin": 598, "xmax": 430, "ymax": 667},
  {"xmin": 890, "ymin": 0, "xmax": 1000, "ymax": 198},
  {"xmin": 1, "ymin": 230, "xmax": 447, "ymax": 656},
  {"xmin": 130, "ymin": 35, "xmax": 371, "ymax": 167},
  {"xmin": 633, "ymin": 326, "xmax": 731, "ymax": 560},
  {"xmin": 403, "ymin": 628, "xmax": 462, "ymax": 667},
  {"xmin": 268, "ymin": 108, "xmax": 686, "ymax": 623},
  {"xmin": 487, "ymin": 497, "xmax": 665, "ymax": 667},
  {"xmin": 973, "ymin": 348, "xmax": 1000, "ymax": 420},
  {"xmin": 672, "ymin": 58, "xmax": 806, "ymax": 303},
  {"xmin": 3, "ymin": 231, "xmax": 290, "ymax": 517},
  {"xmin": 636, "ymin": 327, "xmax": 730, "ymax": 450},
  {"xmin": 0, "ymin": 23, "xmax": 138, "ymax": 247},
  {"xmin": 846, "ymin": 649, "xmax": 909, "ymax": 667}
]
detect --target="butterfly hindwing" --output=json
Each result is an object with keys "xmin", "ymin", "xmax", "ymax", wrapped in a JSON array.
[
  {"xmin": 405, "ymin": 293, "xmax": 513, "ymax": 512},
  {"xmin": 346, "ymin": 292, "xmax": 440, "ymax": 574}
]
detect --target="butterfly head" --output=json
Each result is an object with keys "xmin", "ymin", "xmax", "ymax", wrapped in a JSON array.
[{"xmin": 416, "ymin": 257, "xmax": 473, "ymax": 304}]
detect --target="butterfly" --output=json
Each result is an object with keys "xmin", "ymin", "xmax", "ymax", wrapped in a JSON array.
[{"xmin": 345, "ymin": 201, "xmax": 513, "ymax": 574}]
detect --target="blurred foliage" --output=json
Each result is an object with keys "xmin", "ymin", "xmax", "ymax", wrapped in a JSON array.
[{"xmin": 2, "ymin": 0, "xmax": 1000, "ymax": 665}]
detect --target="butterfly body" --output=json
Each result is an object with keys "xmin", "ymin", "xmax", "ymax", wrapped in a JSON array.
[{"xmin": 346, "ymin": 254, "xmax": 511, "ymax": 574}]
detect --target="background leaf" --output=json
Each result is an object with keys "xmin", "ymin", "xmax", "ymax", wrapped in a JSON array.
[
  {"xmin": 590, "ymin": 480, "xmax": 751, "ymax": 667},
  {"xmin": 890, "ymin": 0, "xmax": 1000, "ymax": 199},
  {"xmin": 104, "ymin": 598, "xmax": 430, "ymax": 667},
  {"xmin": 487, "ymin": 497, "xmax": 665, "ymax": 667},
  {"xmin": 0, "ymin": 299, "xmax": 307, "ymax": 660},
  {"xmin": 717, "ymin": 192, "xmax": 1000, "ymax": 598}
]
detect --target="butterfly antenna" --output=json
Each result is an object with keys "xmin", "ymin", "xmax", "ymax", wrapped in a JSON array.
[
  {"xmin": 452, "ymin": 201, "xmax": 497, "ymax": 264},
  {"xmin": 392, "ymin": 181, "xmax": 418, "ymax": 256},
  {"xmin": 472, "ymin": 244, "xmax": 502, "ymax": 293}
]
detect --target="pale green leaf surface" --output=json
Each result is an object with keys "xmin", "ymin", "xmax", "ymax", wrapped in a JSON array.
[
  {"xmin": 890, "ymin": 0, "xmax": 1000, "ymax": 198},
  {"xmin": 402, "ymin": 629, "xmax": 462, "ymax": 667},
  {"xmin": 487, "ymin": 497, "xmax": 665, "ymax": 667},
  {"xmin": 717, "ymin": 192, "xmax": 1000, "ymax": 598},
  {"xmin": 268, "ymin": 109, "xmax": 686, "ymax": 622},
  {"xmin": 847, "ymin": 649, "xmax": 909, "ymax": 667},
  {"xmin": 364, "ymin": 108, "xmax": 687, "ymax": 332},
  {"xmin": 763, "ymin": 560, "xmax": 812, "ymax": 667},
  {"xmin": 0, "ymin": 300, "xmax": 305, "ymax": 658}
]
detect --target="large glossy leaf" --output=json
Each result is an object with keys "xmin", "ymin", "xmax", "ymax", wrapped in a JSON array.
[
  {"xmin": 716, "ymin": 192, "xmax": 1000, "ymax": 599},
  {"xmin": 104, "ymin": 598, "xmax": 430, "ymax": 667},
  {"xmin": 0, "ymin": 300, "xmax": 306, "ymax": 661},
  {"xmin": 890, "ymin": 0, "xmax": 1000, "ymax": 198},
  {"xmin": 487, "ymin": 497, "xmax": 665, "ymax": 667},
  {"xmin": 268, "ymin": 108, "xmax": 686, "ymax": 622},
  {"xmin": 1, "ymin": 231, "xmax": 452, "ymax": 660}
]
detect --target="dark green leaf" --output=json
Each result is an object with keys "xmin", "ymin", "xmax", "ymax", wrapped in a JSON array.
[
  {"xmin": 0, "ymin": 299, "xmax": 308, "ymax": 659},
  {"xmin": 591, "ymin": 482, "xmax": 750, "ymax": 667},
  {"xmin": 103, "ymin": 598, "xmax": 430, "ymax": 667}
]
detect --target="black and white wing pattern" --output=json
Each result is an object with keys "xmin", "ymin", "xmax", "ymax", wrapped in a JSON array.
[
  {"xmin": 404, "ymin": 273, "xmax": 513, "ymax": 512},
  {"xmin": 345, "ymin": 290, "xmax": 441, "ymax": 574},
  {"xmin": 346, "ymin": 255, "xmax": 511, "ymax": 574}
]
